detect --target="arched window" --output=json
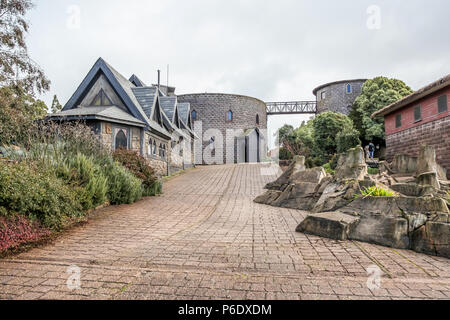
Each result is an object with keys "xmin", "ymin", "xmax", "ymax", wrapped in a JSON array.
[
  {"xmin": 115, "ymin": 129, "xmax": 128, "ymax": 150},
  {"xmin": 192, "ymin": 110, "xmax": 197, "ymax": 121},
  {"xmin": 227, "ymin": 110, "xmax": 233, "ymax": 122},
  {"xmin": 148, "ymin": 138, "xmax": 152, "ymax": 155},
  {"xmin": 346, "ymin": 83, "xmax": 352, "ymax": 94},
  {"xmin": 256, "ymin": 114, "xmax": 260, "ymax": 125}
]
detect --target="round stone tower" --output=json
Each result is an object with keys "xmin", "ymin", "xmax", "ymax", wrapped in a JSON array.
[
  {"xmin": 313, "ymin": 79, "xmax": 367, "ymax": 115},
  {"xmin": 177, "ymin": 93, "xmax": 267, "ymax": 165}
]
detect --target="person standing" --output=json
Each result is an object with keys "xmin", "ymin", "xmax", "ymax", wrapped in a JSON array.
[{"xmin": 368, "ymin": 142, "xmax": 375, "ymax": 159}]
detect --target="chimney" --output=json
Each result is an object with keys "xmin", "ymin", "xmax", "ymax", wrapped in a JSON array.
[{"xmin": 157, "ymin": 70, "xmax": 161, "ymax": 90}]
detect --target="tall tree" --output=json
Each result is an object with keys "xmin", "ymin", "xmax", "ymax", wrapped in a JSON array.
[
  {"xmin": 51, "ymin": 94, "xmax": 62, "ymax": 113},
  {"xmin": 349, "ymin": 77, "xmax": 413, "ymax": 143},
  {"xmin": 0, "ymin": 0, "xmax": 50, "ymax": 94}
]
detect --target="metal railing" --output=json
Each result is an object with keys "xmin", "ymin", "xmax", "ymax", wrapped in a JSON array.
[{"xmin": 266, "ymin": 101, "xmax": 317, "ymax": 115}]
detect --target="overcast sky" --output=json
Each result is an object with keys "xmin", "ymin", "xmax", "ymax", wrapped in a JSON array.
[{"xmin": 26, "ymin": 0, "xmax": 450, "ymax": 148}]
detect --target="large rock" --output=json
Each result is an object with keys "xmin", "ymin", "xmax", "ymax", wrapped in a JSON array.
[
  {"xmin": 417, "ymin": 172, "xmax": 440, "ymax": 189},
  {"xmin": 391, "ymin": 154, "xmax": 418, "ymax": 174},
  {"xmin": 416, "ymin": 145, "xmax": 446, "ymax": 184},
  {"xmin": 349, "ymin": 214, "xmax": 410, "ymax": 249},
  {"xmin": 411, "ymin": 221, "xmax": 450, "ymax": 258},
  {"xmin": 265, "ymin": 156, "xmax": 305, "ymax": 190},
  {"xmin": 296, "ymin": 212, "xmax": 360, "ymax": 241},
  {"xmin": 334, "ymin": 147, "xmax": 368, "ymax": 181}
]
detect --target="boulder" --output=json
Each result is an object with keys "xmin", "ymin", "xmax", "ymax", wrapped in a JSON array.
[
  {"xmin": 416, "ymin": 172, "xmax": 440, "ymax": 189},
  {"xmin": 411, "ymin": 221, "xmax": 450, "ymax": 258},
  {"xmin": 296, "ymin": 212, "xmax": 360, "ymax": 241},
  {"xmin": 334, "ymin": 147, "xmax": 368, "ymax": 181},
  {"xmin": 348, "ymin": 214, "xmax": 410, "ymax": 249},
  {"xmin": 265, "ymin": 156, "xmax": 305, "ymax": 190},
  {"xmin": 391, "ymin": 154, "xmax": 418, "ymax": 174},
  {"xmin": 391, "ymin": 183, "xmax": 436, "ymax": 197},
  {"xmin": 312, "ymin": 181, "xmax": 360, "ymax": 213}
]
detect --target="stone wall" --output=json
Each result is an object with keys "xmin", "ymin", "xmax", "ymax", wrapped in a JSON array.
[
  {"xmin": 314, "ymin": 80, "xmax": 366, "ymax": 115},
  {"xmin": 386, "ymin": 116, "xmax": 450, "ymax": 179},
  {"xmin": 144, "ymin": 132, "xmax": 169, "ymax": 177},
  {"xmin": 178, "ymin": 93, "xmax": 267, "ymax": 165}
]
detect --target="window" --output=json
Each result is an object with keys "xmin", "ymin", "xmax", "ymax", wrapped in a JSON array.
[
  {"xmin": 395, "ymin": 114, "xmax": 402, "ymax": 128},
  {"xmin": 227, "ymin": 110, "xmax": 233, "ymax": 122},
  {"xmin": 209, "ymin": 137, "xmax": 215, "ymax": 151},
  {"xmin": 192, "ymin": 110, "xmax": 197, "ymax": 121},
  {"xmin": 414, "ymin": 105, "xmax": 422, "ymax": 122},
  {"xmin": 321, "ymin": 91, "xmax": 326, "ymax": 100},
  {"xmin": 91, "ymin": 89, "xmax": 113, "ymax": 106},
  {"xmin": 162, "ymin": 145, "xmax": 166, "ymax": 159},
  {"xmin": 153, "ymin": 140, "xmax": 157, "ymax": 155},
  {"xmin": 148, "ymin": 138, "xmax": 152, "ymax": 155},
  {"xmin": 115, "ymin": 129, "xmax": 128, "ymax": 150},
  {"xmin": 438, "ymin": 95, "xmax": 448, "ymax": 114},
  {"xmin": 346, "ymin": 84, "xmax": 352, "ymax": 94},
  {"xmin": 256, "ymin": 114, "xmax": 260, "ymax": 125}
]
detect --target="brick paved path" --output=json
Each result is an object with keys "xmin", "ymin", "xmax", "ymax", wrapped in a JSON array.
[{"xmin": 1, "ymin": 164, "xmax": 449, "ymax": 300}]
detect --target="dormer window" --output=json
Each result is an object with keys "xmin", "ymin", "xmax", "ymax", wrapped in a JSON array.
[
  {"xmin": 91, "ymin": 89, "xmax": 113, "ymax": 106},
  {"xmin": 192, "ymin": 110, "xmax": 198, "ymax": 121}
]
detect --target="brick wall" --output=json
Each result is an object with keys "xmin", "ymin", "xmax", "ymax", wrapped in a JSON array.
[
  {"xmin": 386, "ymin": 116, "xmax": 450, "ymax": 179},
  {"xmin": 178, "ymin": 93, "xmax": 267, "ymax": 165},
  {"xmin": 385, "ymin": 87, "xmax": 450, "ymax": 135}
]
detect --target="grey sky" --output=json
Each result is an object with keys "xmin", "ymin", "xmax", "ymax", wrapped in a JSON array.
[{"xmin": 26, "ymin": 0, "xmax": 450, "ymax": 148}]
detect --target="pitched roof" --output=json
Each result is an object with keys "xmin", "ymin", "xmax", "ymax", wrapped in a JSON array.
[
  {"xmin": 132, "ymin": 86, "xmax": 158, "ymax": 118},
  {"xmin": 129, "ymin": 74, "xmax": 146, "ymax": 87},
  {"xmin": 177, "ymin": 102, "xmax": 191, "ymax": 125},
  {"xmin": 160, "ymin": 96, "xmax": 178, "ymax": 122},
  {"xmin": 62, "ymin": 58, "xmax": 170, "ymax": 138},
  {"xmin": 47, "ymin": 106, "xmax": 146, "ymax": 127},
  {"xmin": 372, "ymin": 73, "xmax": 450, "ymax": 118}
]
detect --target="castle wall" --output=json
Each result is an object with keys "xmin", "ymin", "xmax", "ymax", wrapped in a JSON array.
[
  {"xmin": 314, "ymin": 80, "xmax": 366, "ymax": 115},
  {"xmin": 178, "ymin": 93, "xmax": 267, "ymax": 165}
]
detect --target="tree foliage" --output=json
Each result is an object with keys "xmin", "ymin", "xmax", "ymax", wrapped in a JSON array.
[
  {"xmin": 276, "ymin": 112, "xmax": 361, "ymax": 167},
  {"xmin": 51, "ymin": 94, "xmax": 62, "ymax": 113},
  {"xmin": 0, "ymin": 85, "xmax": 47, "ymax": 145},
  {"xmin": 349, "ymin": 77, "xmax": 412, "ymax": 142},
  {"xmin": 312, "ymin": 112, "xmax": 356, "ymax": 164},
  {"xmin": 0, "ymin": 0, "xmax": 49, "ymax": 94}
]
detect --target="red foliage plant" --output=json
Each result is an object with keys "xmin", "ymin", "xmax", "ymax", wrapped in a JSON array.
[{"xmin": 0, "ymin": 216, "xmax": 51, "ymax": 252}]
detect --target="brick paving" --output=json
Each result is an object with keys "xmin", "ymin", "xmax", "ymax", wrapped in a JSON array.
[{"xmin": 1, "ymin": 164, "xmax": 449, "ymax": 300}]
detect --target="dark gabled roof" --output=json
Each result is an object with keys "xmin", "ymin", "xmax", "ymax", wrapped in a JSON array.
[
  {"xmin": 62, "ymin": 58, "xmax": 171, "ymax": 139},
  {"xmin": 160, "ymin": 96, "xmax": 177, "ymax": 122},
  {"xmin": 132, "ymin": 86, "xmax": 158, "ymax": 118},
  {"xmin": 129, "ymin": 74, "xmax": 146, "ymax": 87},
  {"xmin": 177, "ymin": 102, "xmax": 191, "ymax": 126},
  {"xmin": 47, "ymin": 106, "xmax": 146, "ymax": 127},
  {"xmin": 63, "ymin": 58, "xmax": 148, "ymax": 125},
  {"xmin": 372, "ymin": 73, "xmax": 450, "ymax": 118}
]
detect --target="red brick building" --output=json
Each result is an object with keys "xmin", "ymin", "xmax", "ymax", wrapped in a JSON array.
[{"xmin": 373, "ymin": 74, "xmax": 450, "ymax": 179}]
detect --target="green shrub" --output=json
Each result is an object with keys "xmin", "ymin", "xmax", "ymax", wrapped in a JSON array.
[
  {"xmin": 336, "ymin": 128, "xmax": 361, "ymax": 154},
  {"xmin": 368, "ymin": 168, "xmax": 380, "ymax": 175},
  {"xmin": 322, "ymin": 163, "xmax": 336, "ymax": 175},
  {"xmin": 104, "ymin": 160, "xmax": 143, "ymax": 205},
  {"xmin": 279, "ymin": 148, "xmax": 293, "ymax": 161},
  {"xmin": 57, "ymin": 153, "xmax": 108, "ymax": 210},
  {"xmin": 113, "ymin": 149, "xmax": 162, "ymax": 196},
  {"xmin": 360, "ymin": 186, "xmax": 395, "ymax": 197},
  {"xmin": 0, "ymin": 161, "xmax": 83, "ymax": 230}
]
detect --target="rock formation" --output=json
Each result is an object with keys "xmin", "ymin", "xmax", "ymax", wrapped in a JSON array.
[{"xmin": 255, "ymin": 145, "xmax": 450, "ymax": 259}]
